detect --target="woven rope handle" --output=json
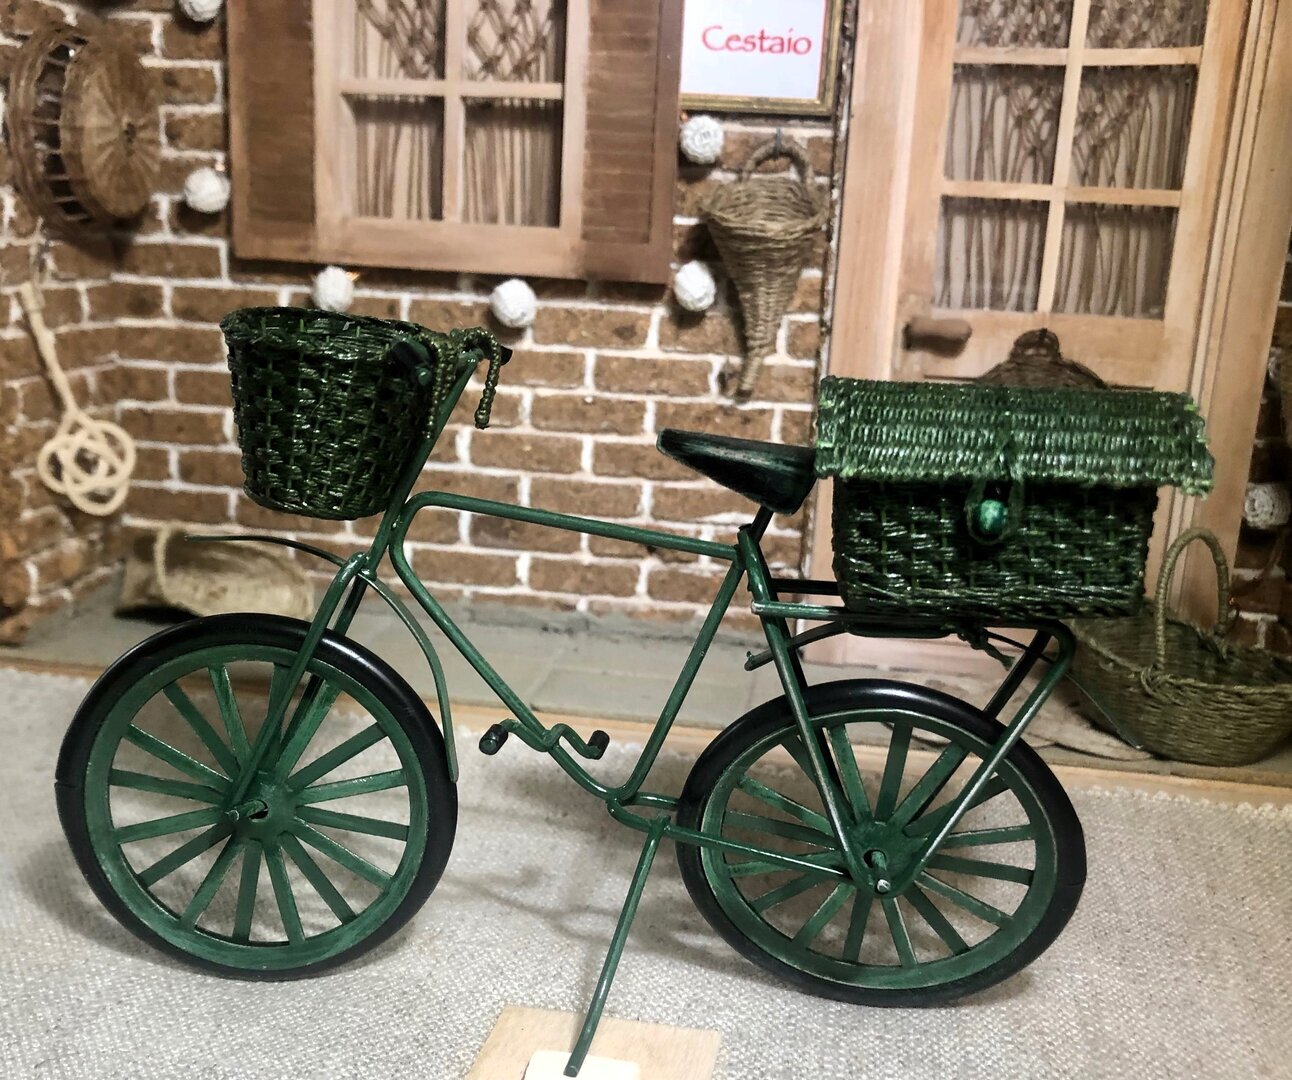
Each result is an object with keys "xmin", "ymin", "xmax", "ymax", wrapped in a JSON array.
[
  {"xmin": 1152, "ymin": 526, "xmax": 1235, "ymax": 669},
  {"xmin": 449, "ymin": 326, "xmax": 506, "ymax": 429},
  {"xmin": 739, "ymin": 137, "xmax": 816, "ymax": 186}
]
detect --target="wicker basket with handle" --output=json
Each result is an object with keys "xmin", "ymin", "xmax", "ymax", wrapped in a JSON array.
[
  {"xmin": 700, "ymin": 138, "xmax": 828, "ymax": 399},
  {"xmin": 815, "ymin": 376, "xmax": 1213, "ymax": 621},
  {"xmin": 1071, "ymin": 527, "xmax": 1292, "ymax": 766},
  {"xmin": 221, "ymin": 307, "xmax": 503, "ymax": 520}
]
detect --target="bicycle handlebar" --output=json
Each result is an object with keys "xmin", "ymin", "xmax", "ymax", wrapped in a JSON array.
[{"xmin": 386, "ymin": 329, "xmax": 512, "ymax": 430}]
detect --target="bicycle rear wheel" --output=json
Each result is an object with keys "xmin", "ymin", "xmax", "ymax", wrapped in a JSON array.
[
  {"xmin": 56, "ymin": 614, "xmax": 456, "ymax": 978},
  {"xmin": 677, "ymin": 680, "xmax": 1085, "ymax": 1005}
]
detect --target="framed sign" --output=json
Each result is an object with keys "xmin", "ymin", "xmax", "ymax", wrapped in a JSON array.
[{"xmin": 679, "ymin": 0, "xmax": 844, "ymax": 116}]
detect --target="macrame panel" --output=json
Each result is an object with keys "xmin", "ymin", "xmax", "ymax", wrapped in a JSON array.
[
  {"xmin": 1053, "ymin": 204, "xmax": 1177, "ymax": 317},
  {"xmin": 1085, "ymin": 0, "xmax": 1208, "ymax": 48},
  {"xmin": 956, "ymin": 0, "xmax": 1073, "ymax": 47},
  {"xmin": 464, "ymin": 99, "xmax": 562, "ymax": 226},
  {"xmin": 936, "ymin": 198, "xmax": 1049, "ymax": 311},
  {"xmin": 349, "ymin": 97, "xmax": 445, "ymax": 221},
  {"xmin": 352, "ymin": 0, "xmax": 447, "ymax": 79},
  {"xmin": 1072, "ymin": 66, "xmax": 1197, "ymax": 190},
  {"xmin": 465, "ymin": 0, "xmax": 565, "ymax": 81},
  {"xmin": 945, "ymin": 65, "xmax": 1063, "ymax": 184}
]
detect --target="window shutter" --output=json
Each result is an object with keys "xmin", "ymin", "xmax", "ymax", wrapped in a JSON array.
[
  {"xmin": 579, "ymin": 0, "xmax": 683, "ymax": 283},
  {"xmin": 227, "ymin": 0, "xmax": 318, "ymax": 262}
]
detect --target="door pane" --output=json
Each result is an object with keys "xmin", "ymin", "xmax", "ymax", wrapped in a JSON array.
[
  {"xmin": 351, "ymin": 0, "xmax": 447, "ymax": 79},
  {"xmin": 347, "ymin": 97, "xmax": 445, "ymax": 221},
  {"xmin": 957, "ymin": 0, "xmax": 1073, "ymax": 47},
  {"xmin": 1085, "ymin": 0, "xmax": 1208, "ymax": 47},
  {"xmin": 937, "ymin": 198, "xmax": 1049, "ymax": 311},
  {"xmin": 465, "ymin": 0, "xmax": 566, "ymax": 81},
  {"xmin": 1072, "ymin": 67, "xmax": 1197, "ymax": 189},
  {"xmin": 946, "ymin": 66, "xmax": 1064, "ymax": 183},
  {"xmin": 464, "ymin": 100, "xmax": 562, "ymax": 226},
  {"xmin": 1053, "ymin": 204, "xmax": 1178, "ymax": 317}
]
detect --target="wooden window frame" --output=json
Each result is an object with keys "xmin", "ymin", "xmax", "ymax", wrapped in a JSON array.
[
  {"xmin": 312, "ymin": 0, "xmax": 590, "ymax": 279},
  {"xmin": 229, "ymin": 0, "xmax": 682, "ymax": 284}
]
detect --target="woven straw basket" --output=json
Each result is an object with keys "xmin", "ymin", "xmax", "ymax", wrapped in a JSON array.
[
  {"xmin": 1072, "ymin": 527, "xmax": 1292, "ymax": 766},
  {"xmin": 701, "ymin": 139, "xmax": 828, "ymax": 398},
  {"xmin": 118, "ymin": 526, "xmax": 316, "ymax": 621}
]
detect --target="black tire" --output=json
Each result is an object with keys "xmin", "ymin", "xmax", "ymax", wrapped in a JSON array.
[
  {"xmin": 676, "ymin": 679, "xmax": 1085, "ymax": 1005},
  {"xmin": 55, "ymin": 614, "xmax": 457, "ymax": 980}
]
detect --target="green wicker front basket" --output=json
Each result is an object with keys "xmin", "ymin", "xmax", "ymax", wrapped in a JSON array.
[
  {"xmin": 815, "ymin": 376, "xmax": 1214, "ymax": 622},
  {"xmin": 221, "ymin": 307, "xmax": 454, "ymax": 521}
]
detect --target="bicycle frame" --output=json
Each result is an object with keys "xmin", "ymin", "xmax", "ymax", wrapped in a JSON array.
[{"xmin": 193, "ymin": 358, "xmax": 1077, "ymax": 1074}]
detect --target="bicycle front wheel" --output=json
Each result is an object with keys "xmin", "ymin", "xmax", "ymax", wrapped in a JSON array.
[
  {"xmin": 56, "ymin": 614, "xmax": 456, "ymax": 978},
  {"xmin": 677, "ymin": 680, "xmax": 1085, "ymax": 1005}
]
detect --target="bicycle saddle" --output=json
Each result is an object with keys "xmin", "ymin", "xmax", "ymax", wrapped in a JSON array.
[{"xmin": 656, "ymin": 429, "xmax": 816, "ymax": 516}]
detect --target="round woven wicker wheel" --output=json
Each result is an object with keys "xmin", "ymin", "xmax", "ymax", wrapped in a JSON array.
[
  {"xmin": 62, "ymin": 31, "xmax": 161, "ymax": 221},
  {"xmin": 8, "ymin": 19, "xmax": 160, "ymax": 234}
]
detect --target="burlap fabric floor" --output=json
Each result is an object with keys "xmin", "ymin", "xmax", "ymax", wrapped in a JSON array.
[{"xmin": 2, "ymin": 670, "xmax": 1289, "ymax": 1079}]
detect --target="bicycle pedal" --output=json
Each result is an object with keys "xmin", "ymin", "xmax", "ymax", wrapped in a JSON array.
[
  {"xmin": 478, "ymin": 723, "xmax": 510, "ymax": 756},
  {"xmin": 585, "ymin": 730, "xmax": 610, "ymax": 760}
]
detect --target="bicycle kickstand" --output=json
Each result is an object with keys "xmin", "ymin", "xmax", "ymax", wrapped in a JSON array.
[{"xmin": 563, "ymin": 816, "xmax": 669, "ymax": 1077}]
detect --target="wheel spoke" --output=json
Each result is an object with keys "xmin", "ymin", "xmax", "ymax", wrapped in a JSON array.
[
  {"xmin": 906, "ymin": 777, "xmax": 1009, "ymax": 837},
  {"xmin": 875, "ymin": 721, "xmax": 912, "ymax": 820},
  {"xmin": 925, "ymin": 854, "xmax": 1034, "ymax": 886},
  {"xmin": 778, "ymin": 733, "xmax": 818, "ymax": 778},
  {"xmin": 939, "ymin": 824, "xmax": 1036, "ymax": 849},
  {"xmin": 109, "ymin": 768, "xmax": 223, "ymax": 804},
  {"xmin": 295, "ymin": 770, "xmax": 408, "ymax": 806},
  {"xmin": 232, "ymin": 844, "xmax": 261, "ymax": 943},
  {"xmin": 180, "ymin": 837, "xmax": 245, "ymax": 929},
  {"xmin": 136, "ymin": 824, "xmax": 232, "ymax": 887},
  {"xmin": 906, "ymin": 884, "xmax": 969, "ymax": 955},
  {"xmin": 208, "ymin": 666, "xmax": 250, "ymax": 766},
  {"xmin": 286, "ymin": 724, "xmax": 385, "ymax": 792},
  {"xmin": 264, "ymin": 842, "xmax": 304, "ymax": 946},
  {"xmin": 723, "ymin": 811, "xmax": 835, "ymax": 847},
  {"xmin": 265, "ymin": 663, "xmax": 294, "ymax": 742},
  {"xmin": 276, "ymin": 680, "xmax": 344, "ymax": 777},
  {"xmin": 842, "ymin": 892, "xmax": 873, "ymax": 961},
  {"xmin": 723, "ymin": 850, "xmax": 844, "ymax": 878},
  {"xmin": 791, "ymin": 882, "xmax": 854, "ymax": 949},
  {"xmin": 916, "ymin": 872, "xmax": 1010, "ymax": 927},
  {"xmin": 124, "ymin": 726, "xmax": 229, "ymax": 789},
  {"xmin": 882, "ymin": 897, "xmax": 917, "ymax": 967},
  {"xmin": 887, "ymin": 743, "xmax": 969, "ymax": 830},
  {"xmin": 825, "ymin": 724, "xmax": 872, "ymax": 824},
  {"xmin": 750, "ymin": 873, "xmax": 821, "ymax": 914},
  {"xmin": 291, "ymin": 822, "xmax": 391, "ymax": 888},
  {"xmin": 295, "ymin": 806, "xmax": 409, "ymax": 841},
  {"xmin": 163, "ymin": 683, "xmax": 239, "ymax": 778},
  {"xmin": 116, "ymin": 806, "xmax": 224, "ymax": 844},
  {"xmin": 280, "ymin": 832, "xmax": 357, "ymax": 924},
  {"xmin": 735, "ymin": 777, "xmax": 831, "ymax": 833}
]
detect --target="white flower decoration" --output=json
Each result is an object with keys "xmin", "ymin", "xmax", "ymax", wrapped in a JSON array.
[
  {"xmin": 680, "ymin": 115, "xmax": 724, "ymax": 166},
  {"xmin": 182, "ymin": 167, "xmax": 230, "ymax": 214},
  {"xmin": 311, "ymin": 266, "xmax": 355, "ymax": 313},
  {"xmin": 489, "ymin": 278, "xmax": 537, "ymax": 329},
  {"xmin": 673, "ymin": 261, "xmax": 717, "ymax": 313}
]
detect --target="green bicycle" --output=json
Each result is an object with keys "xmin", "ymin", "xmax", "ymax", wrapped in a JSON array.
[{"xmin": 55, "ymin": 315, "xmax": 1085, "ymax": 1077}]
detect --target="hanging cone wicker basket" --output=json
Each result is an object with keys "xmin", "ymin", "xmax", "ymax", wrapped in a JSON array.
[
  {"xmin": 117, "ymin": 526, "xmax": 316, "ymax": 621},
  {"xmin": 701, "ymin": 139, "xmax": 828, "ymax": 399}
]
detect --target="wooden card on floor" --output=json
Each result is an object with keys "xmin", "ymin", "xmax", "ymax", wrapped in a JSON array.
[{"xmin": 466, "ymin": 1006, "xmax": 720, "ymax": 1080}]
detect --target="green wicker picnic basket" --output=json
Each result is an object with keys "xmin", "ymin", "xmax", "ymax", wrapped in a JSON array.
[
  {"xmin": 1072, "ymin": 527, "xmax": 1292, "ymax": 765},
  {"xmin": 221, "ymin": 307, "xmax": 499, "ymax": 521},
  {"xmin": 815, "ymin": 376, "xmax": 1214, "ymax": 622}
]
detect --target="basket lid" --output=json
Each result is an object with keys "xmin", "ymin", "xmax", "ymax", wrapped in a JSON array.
[{"xmin": 814, "ymin": 376, "xmax": 1214, "ymax": 493}]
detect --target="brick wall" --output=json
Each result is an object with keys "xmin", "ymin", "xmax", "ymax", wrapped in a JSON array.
[
  {"xmin": 0, "ymin": 2, "xmax": 849, "ymax": 641},
  {"xmin": 0, "ymin": 0, "xmax": 128, "ymax": 643},
  {"xmin": 1231, "ymin": 239, "xmax": 1292, "ymax": 657}
]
